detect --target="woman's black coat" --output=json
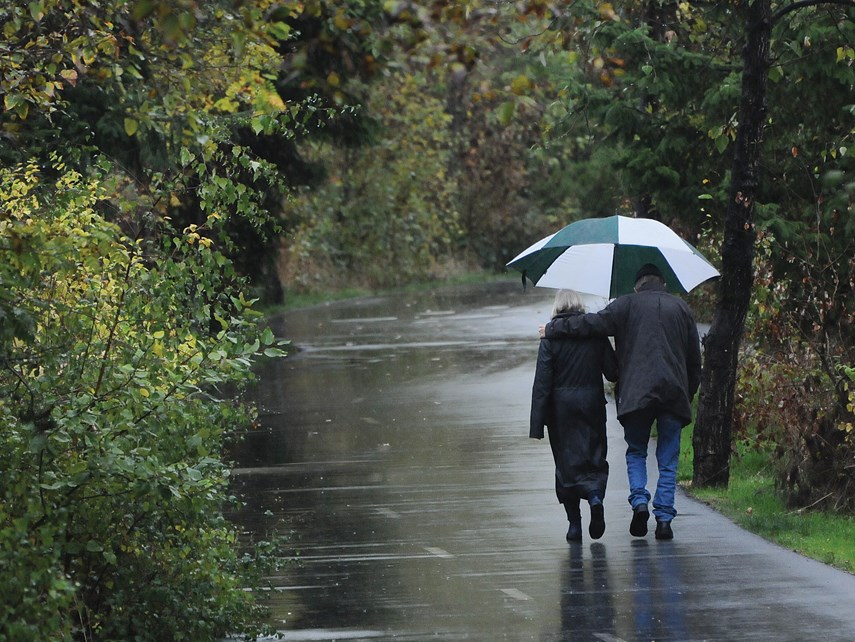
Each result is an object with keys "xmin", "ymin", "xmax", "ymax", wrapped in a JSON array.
[{"xmin": 530, "ymin": 311, "xmax": 618, "ymax": 501}]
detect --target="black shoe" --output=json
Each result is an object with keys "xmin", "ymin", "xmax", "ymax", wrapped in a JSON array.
[
  {"xmin": 589, "ymin": 502, "xmax": 605, "ymax": 540},
  {"xmin": 566, "ymin": 522, "xmax": 583, "ymax": 542},
  {"xmin": 655, "ymin": 520, "xmax": 674, "ymax": 540},
  {"xmin": 629, "ymin": 503, "xmax": 649, "ymax": 537}
]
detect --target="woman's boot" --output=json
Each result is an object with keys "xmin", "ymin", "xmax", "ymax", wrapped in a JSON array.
[{"xmin": 564, "ymin": 499, "xmax": 582, "ymax": 542}]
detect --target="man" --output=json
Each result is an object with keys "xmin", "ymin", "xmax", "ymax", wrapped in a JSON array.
[{"xmin": 538, "ymin": 263, "xmax": 701, "ymax": 540}]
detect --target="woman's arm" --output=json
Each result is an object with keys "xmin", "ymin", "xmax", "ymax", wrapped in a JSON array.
[
  {"xmin": 529, "ymin": 342, "xmax": 553, "ymax": 439},
  {"xmin": 602, "ymin": 340, "xmax": 619, "ymax": 383}
]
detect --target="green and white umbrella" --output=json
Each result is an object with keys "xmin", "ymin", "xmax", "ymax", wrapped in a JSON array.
[{"xmin": 507, "ymin": 215, "xmax": 719, "ymax": 299}]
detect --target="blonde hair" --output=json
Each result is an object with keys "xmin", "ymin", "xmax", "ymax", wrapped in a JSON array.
[{"xmin": 551, "ymin": 289, "xmax": 585, "ymax": 318}]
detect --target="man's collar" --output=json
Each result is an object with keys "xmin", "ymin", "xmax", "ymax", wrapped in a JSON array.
[{"xmin": 635, "ymin": 281, "xmax": 667, "ymax": 293}]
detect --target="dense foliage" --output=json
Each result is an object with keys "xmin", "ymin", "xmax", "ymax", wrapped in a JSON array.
[
  {"xmin": 729, "ymin": 4, "xmax": 855, "ymax": 508},
  {"xmin": 1, "ymin": 0, "xmax": 293, "ymax": 639},
  {"xmin": 0, "ymin": 159, "xmax": 286, "ymax": 639},
  {"xmin": 2, "ymin": 0, "xmax": 854, "ymax": 637}
]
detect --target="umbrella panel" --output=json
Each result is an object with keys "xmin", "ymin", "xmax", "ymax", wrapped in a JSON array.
[
  {"xmin": 548, "ymin": 216, "xmax": 620, "ymax": 246},
  {"xmin": 511, "ymin": 245, "xmax": 569, "ymax": 286},
  {"xmin": 532, "ymin": 244, "xmax": 615, "ymax": 296},
  {"xmin": 610, "ymin": 245, "xmax": 684, "ymax": 298},
  {"xmin": 516, "ymin": 244, "xmax": 717, "ymax": 299},
  {"xmin": 506, "ymin": 215, "xmax": 720, "ymax": 298}
]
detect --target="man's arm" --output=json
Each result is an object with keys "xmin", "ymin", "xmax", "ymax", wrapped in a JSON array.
[{"xmin": 543, "ymin": 305, "xmax": 618, "ymax": 340}]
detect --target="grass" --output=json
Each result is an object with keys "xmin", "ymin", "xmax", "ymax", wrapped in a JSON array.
[
  {"xmin": 262, "ymin": 270, "xmax": 509, "ymax": 313},
  {"xmin": 678, "ymin": 425, "xmax": 855, "ymax": 574}
]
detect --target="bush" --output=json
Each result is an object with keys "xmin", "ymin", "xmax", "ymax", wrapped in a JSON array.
[
  {"xmin": 0, "ymin": 161, "xmax": 281, "ymax": 641},
  {"xmin": 735, "ymin": 232, "xmax": 855, "ymax": 513}
]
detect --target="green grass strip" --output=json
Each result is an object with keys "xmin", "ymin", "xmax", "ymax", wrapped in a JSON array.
[{"xmin": 679, "ymin": 425, "xmax": 855, "ymax": 574}]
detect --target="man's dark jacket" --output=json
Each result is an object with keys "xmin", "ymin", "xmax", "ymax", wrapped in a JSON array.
[{"xmin": 544, "ymin": 282, "xmax": 701, "ymax": 426}]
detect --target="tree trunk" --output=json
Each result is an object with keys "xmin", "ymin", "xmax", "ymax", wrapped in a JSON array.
[{"xmin": 692, "ymin": 0, "xmax": 771, "ymax": 487}]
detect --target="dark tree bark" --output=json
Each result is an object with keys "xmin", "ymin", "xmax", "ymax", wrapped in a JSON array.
[{"xmin": 692, "ymin": 0, "xmax": 771, "ymax": 487}]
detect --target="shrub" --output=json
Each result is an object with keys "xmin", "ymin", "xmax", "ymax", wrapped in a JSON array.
[
  {"xmin": 0, "ymin": 161, "xmax": 281, "ymax": 641},
  {"xmin": 736, "ymin": 232, "xmax": 855, "ymax": 513}
]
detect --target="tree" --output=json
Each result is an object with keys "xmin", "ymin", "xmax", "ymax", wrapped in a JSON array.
[
  {"xmin": 692, "ymin": 0, "xmax": 771, "ymax": 486},
  {"xmin": 693, "ymin": 0, "xmax": 855, "ymax": 487},
  {"xmin": 1, "ymin": 0, "xmax": 396, "ymax": 303},
  {"xmin": 1, "ymin": 1, "xmax": 299, "ymax": 636}
]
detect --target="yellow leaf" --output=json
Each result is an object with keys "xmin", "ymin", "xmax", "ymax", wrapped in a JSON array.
[
  {"xmin": 213, "ymin": 97, "xmax": 239, "ymax": 113},
  {"xmin": 265, "ymin": 91, "xmax": 285, "ymax": 110},
  {"xmin": 124, "ymin": 118, "xmax": 139, "ymax": 136},
  {"xmin": 333, "ymin": 11, "xmax": 350, "ymax": 31},
  {"xmin": 510, "ymin": 74, "xmax": 530, "ymax": 96},
  {"xmin": 599, "ymin": 3, "xmax": 618, "ymax": 21},
  {"xmin": 60, "ymin": 68, "xmax": 78, "ymax": 86},
  {"xmin": 139, "ymin": 387, "xmax": 150, "ymax": 398}
]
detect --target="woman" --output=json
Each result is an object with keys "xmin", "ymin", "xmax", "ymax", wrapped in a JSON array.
[{"xmin": 530, "ymin": 289, "xmax": 618, "ymax": 542}]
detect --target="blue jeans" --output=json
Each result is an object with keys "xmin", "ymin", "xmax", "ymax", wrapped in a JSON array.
[{"xmin": 620, "ymin": 409, "xmax": 683, "ymax": 522}]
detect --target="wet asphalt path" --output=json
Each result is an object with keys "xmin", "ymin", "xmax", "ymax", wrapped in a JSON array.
[{"xmin": 228, "ymin": 280, "xmax": 855, "ymax": 641}]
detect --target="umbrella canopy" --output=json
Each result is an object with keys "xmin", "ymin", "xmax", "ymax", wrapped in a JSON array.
[{"xmin": 506, "ymin": 215, "xmax": 719, "ymax": 299}]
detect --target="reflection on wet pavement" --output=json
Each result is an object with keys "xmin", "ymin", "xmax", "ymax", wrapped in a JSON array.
[{"xmin": 227, "ymin": 281, "xmax": 855, "ymax": 641}]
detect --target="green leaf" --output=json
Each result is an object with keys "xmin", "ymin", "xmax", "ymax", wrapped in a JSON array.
[
  {"xmin": 131, "ymin": 0, "xmax": 156, "ymax": 20},
  {"xmin": 496, "ymin": 101, "xmax": 515, "ymax": 126},
  {"xmin": 179, "ymin": 147, "xmax": 195, "ymax": 167},
  {"xmin": 261, "ymin": 327, "xmax": 275, "ymax": 346},
  {"xmin": 768, "ymin": 65, "xmax": 783, "ymax": 83},
  {"xmin": 267, "ymin": 21, "xmax": 292, "ymax": 41},
  {"xmin": 231, "ymin": 31, "xmax": 246, "ymax": 58},
  {"xmin": 28, "ymin": 1, "xmax": 44, "ymax": 21}
]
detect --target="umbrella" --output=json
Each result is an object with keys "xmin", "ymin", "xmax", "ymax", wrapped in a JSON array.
[{"xmin": 506, "ymin": 215, "xmax": 719, "ymax": 299}]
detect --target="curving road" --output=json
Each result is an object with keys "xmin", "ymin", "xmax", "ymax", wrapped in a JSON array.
[{"xmin": 228, "ymin": 280, "xmax": 855, "ymax": 641}]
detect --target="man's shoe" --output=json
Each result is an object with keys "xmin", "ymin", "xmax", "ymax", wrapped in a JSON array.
[
  {"xmin": 629, "ymin": 503, "xmax": 649, "ymax": 537},
  {"xmin": 655, "ymin": 520, "xmax": 674, "ymax": 540},
  {"xmin": 566, "ymin": 522, "xmax": 583, "ymax": 542},
  {"xmin": 589, "ymin": 502, "xmax": 605, "ymax": 540}
]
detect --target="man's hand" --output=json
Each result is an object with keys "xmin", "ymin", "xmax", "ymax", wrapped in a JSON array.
[{"xmin": 538, "ymin": 324, "xmax": 546, "ymax": 338}]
